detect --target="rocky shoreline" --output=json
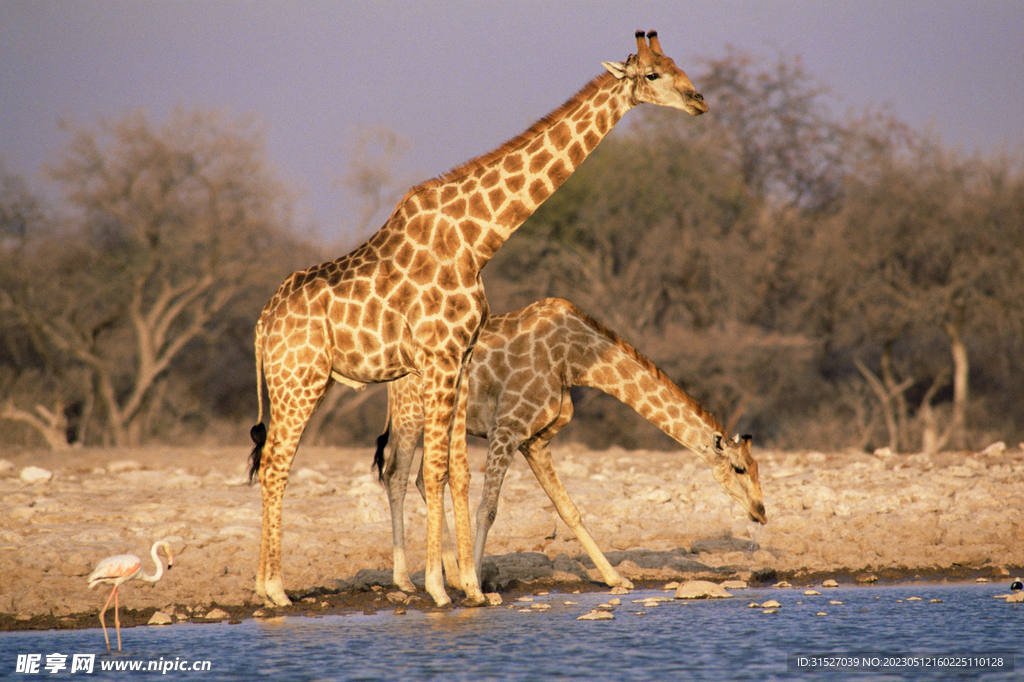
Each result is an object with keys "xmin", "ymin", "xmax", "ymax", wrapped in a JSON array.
[{"xmin": 2, "ymin": 441, "xmax": 1022, "ymax": 632}]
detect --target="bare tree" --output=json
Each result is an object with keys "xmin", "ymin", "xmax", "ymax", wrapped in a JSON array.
[{"xmin": 2, "ymin": 109, "xmax": 291, "ymax": 446}]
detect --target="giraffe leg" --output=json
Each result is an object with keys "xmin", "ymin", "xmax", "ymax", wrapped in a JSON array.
[
  {"xmin": 421, "ymin": 359, "xmax": 484, "ymax": 606},
  {"xmin": 414, "ymin": 458, "xmax": 461, "ymax": 590},
  {"xmin": 472, "ymin": 430, "xmax": 521, "ymax": 580},
  {"xmin": 258, "ymin": 438, "xmax": 295, "ymax": 606},
  {"xmin": 383, "ymin": 409, "xmax": 420, "ymax": 593},
  {"xmin": 257, "ymin": 373, "xmax": 328, "ymax": 606},
  {"xmin": 522, "ymin": 440, "xmax": 633, "ymax": 589},
  {"xmin": 448, "ymin": 361, "xmax": 485, "ymax": 605}
]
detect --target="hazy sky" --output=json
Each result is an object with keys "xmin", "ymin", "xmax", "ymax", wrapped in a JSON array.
[{"xmin": 3, "ymin": 1, "xmax": 1022, "ymax": 244}]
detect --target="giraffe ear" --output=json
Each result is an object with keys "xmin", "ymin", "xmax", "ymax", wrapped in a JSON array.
[{"xmin": 602, "ymin": 61, "xmax": 628, "ymax": 79}]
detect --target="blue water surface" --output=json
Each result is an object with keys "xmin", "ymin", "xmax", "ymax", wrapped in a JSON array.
[{"xmin": 2, "ymin": 582, "xmax": 1020, "ymax": 681}]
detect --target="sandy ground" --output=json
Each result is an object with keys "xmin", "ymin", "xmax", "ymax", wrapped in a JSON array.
[{"xmin": 1, "ymin": 440, "xmax": 1022, "ymax": 631}]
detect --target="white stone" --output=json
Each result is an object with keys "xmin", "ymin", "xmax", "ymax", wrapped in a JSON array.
[
  {"xmin": 577, "ymin": 609, "xmax": 614, "ymax": 621},
  {"xmin": 722, "ymin": 580, "xmax": 748, "ymax": 590},
  {"xmin": 20, "ymin": 466, "xmax": 52, "ymax": 483},
  {"xmin": 674, "ymin": 580, "xmax": 733, "ymax": 599},
  {"xmin": 485, "ymin": 593, "xmax": 503, "ymax": 606},
  {"xmin": 108, "ymin": 460, "xmax": 142, "ymax": 473},
  {"xmin": 204, "ymin": 608, "xmax": 230, "ymax": 620},
  {"xmin": 148, "ymin": 611, "xmax": 173, "ymax": 625},
  {"xmin": 980, "ymin": 441, "xmax": 1006, "ymax": 456},
  {"xmin": 760, "ymin": 599, "xmax": 782, "ymax": 608},
  {"xmin": 822, "ymin": 579, "xmax": 839, "ymax": 588}
]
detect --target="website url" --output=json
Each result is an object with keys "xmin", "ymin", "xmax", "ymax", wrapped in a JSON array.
[
  {"xmin": 15, "ymin": 653, "xmax": 212, "ymax": 675},
  {"xmin": 100, "ymin": 657, "xmax": 212, "ymax": 674}
]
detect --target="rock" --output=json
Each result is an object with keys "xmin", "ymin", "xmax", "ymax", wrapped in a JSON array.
[
  {"xmin": 760, "ymin": 599, "xmax": 782, "ymax": 608},
  {"xmin": 485, "ymin": 593, "xmax": 503, "ymax": 606},
  {"xmin": 108, "ymin": 460, "xmax": 142, "ymax": 473},
  {"xmin": 203, "ymin": 608, "xmax": 230, "ymax": 620},
  {"xmin": 980, "ymin": 441, "xmax": 1006, "ymax": 456},
  {"xmin": 674, "ymin": 580, "xmax": 733, "ymax": 599},
  {"xmin": 148, "ymin": 611, "xmax": 173, "ymax": 625},
  {"xmin": 294, "ymin": 467, "xmax": 328, "ymax": 484},
  {"xmin": 20, "ymin": 466, "xmax": 52, "ymax": 483},
  {"xmin": 722, "ymin": 580, "xmax": 748, "ymax": 590},
  {"xmin": 1006, "ymin": 592, "xmax": 1024, "ymax": 603},
  {"xmin": 385, "ymin": 591, "xmax": 408, "ymax": 604},
  {"xmin": 608, "ymin": 586, "xmax": 630, "ymax": 595},
  {"xmin": 822, "ymin": 579, "xmax": 839, "ymax": 588},
  {"xmin": 577, "ymin": 609, "xmax": 615, "ymax": 621},
  {"xmin": 804, "ymin": 590, "xmax": 821, "ymax": 595}
]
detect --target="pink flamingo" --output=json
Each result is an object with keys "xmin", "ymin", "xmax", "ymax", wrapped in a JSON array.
[{"xmin": 87, "ymin": 540, "xmax": 174, "ymax": 651}]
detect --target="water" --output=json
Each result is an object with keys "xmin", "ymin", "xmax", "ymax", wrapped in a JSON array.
[{"xmin": 2, "ymin": 582, "xmax": 1020, "ymax": 680}]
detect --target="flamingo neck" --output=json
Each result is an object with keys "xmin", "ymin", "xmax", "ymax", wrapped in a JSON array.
[{"xmin": 141, "ymin": 541, "xmax": 168, "ymax": 582}]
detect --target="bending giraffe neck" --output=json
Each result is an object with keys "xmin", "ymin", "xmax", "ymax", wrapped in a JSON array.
[
  {"xmin": 396, "ymin": 72, "xmax": 634, "ymax": 267},
  {"xmin": 565, "ymin": 310, "xmax": 724, "ymax": 460}
]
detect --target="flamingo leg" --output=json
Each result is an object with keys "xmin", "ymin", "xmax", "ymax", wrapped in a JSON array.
[
  {"xmin": 98, "ymin": 585, "xmax": 116, "ymax": 652},
  {"xmin": 113, "ymin": 586, "xmax": 122, "ymax": 651}
]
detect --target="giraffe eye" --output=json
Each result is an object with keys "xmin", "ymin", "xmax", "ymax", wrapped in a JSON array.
[
  {"xmin": 645, "ymin": 72, "xmax": 660, "ymax": 81},
  {"xmin": 732, "ymin": 465, "xmax": 746, "ymax": 475}
]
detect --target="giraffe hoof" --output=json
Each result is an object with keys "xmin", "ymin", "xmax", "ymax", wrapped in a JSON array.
[
  {"xmin": 461, "ymin": 592, "xmax": 487, "ymax": 608},
  {"xmin": 264, "ymin": 590, "xmax": 292, "ymax": 607}
]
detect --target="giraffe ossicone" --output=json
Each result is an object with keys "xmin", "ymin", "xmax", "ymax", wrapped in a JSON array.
[
  {"xmin": 249, "ymin": 31, "xmax": 707, "ymax": 607},
  {"xmin": 376, "ymin": 298, "xmax": 767, "ymax": 593}
]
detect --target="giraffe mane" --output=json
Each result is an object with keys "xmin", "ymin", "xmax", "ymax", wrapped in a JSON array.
[
  {"xmin": 398, "ymin": 71, "xmax": 618, "ymax": 204},
  {"xmin": 569, "ymin": 303, "xmax": 728, "ymax": 435}
]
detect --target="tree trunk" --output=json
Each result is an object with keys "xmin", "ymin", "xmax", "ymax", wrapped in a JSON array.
[{"xmin": 944, "ymin": 321, "xmax": 969, "ymax": 450}]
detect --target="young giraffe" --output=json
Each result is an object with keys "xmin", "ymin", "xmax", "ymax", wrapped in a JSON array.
[
  {"xmin": 375, "ymin": 298, "xmax": 767, "ymax": 592},
  {"xmin": 249, "ymin": 31, "xmax": 708, "ymax": 607}
]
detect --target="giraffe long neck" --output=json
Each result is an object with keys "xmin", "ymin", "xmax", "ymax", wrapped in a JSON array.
[
  {"xmin": 401, "ymin": 72, "xmax": 634, "ymax": 267},
  {"xmin": 564, "ymin": 310, "xmax": 722, "ymax": 459}
]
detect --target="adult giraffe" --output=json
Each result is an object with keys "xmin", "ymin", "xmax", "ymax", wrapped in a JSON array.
[
  {"xmin": 375, "ymin": 298, "xmax": 767, "ymax": 592},
  {"xmin": 249, "ymin": 30, "xmax": 708, "ymax": 607}
]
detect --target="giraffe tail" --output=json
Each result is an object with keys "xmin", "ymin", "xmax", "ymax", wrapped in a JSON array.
[
  {"xmin": 372, "ymin": 394, "xmax": 392, "ymax": 483},
  {"xmin": 248, "ymin": 318, "xmax": 268, "ymax": 485},
  {"xmin": 372, "ymin": 426, "xmax": 390, "ymax": 484},
  {"xmin": 248, "ymin": 423, "xmax": 267, "ymax": 485}
]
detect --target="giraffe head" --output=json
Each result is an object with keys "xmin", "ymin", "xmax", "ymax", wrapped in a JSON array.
[
  {"xmin": 708, "ymin": 433, "xmax": 767, "ymax": 524},
  {"xmin": 602, "ymin": 30, "xmax": 708, "ymax": 116}
]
